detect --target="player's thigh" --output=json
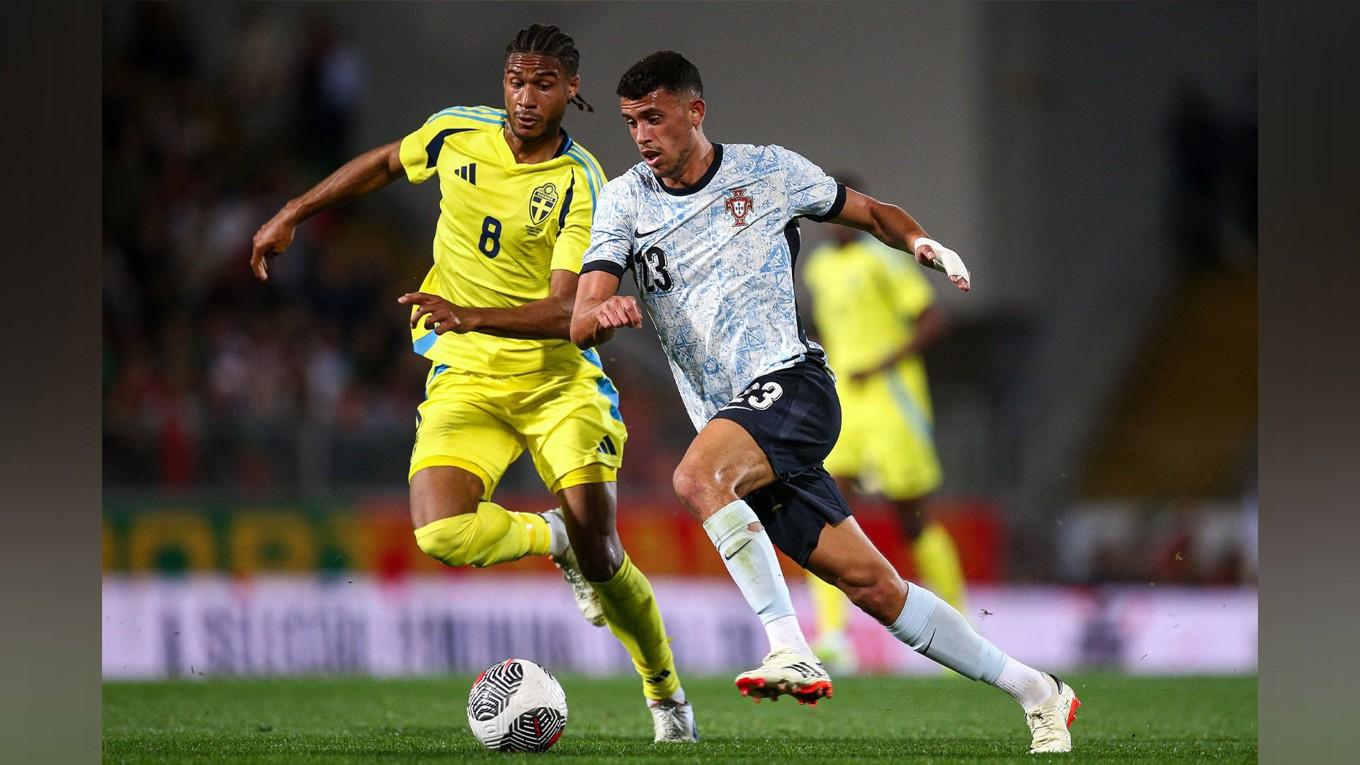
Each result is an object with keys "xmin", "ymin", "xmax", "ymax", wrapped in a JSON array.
[
  {"xmin": 409, "ymin": 370, "xmax": 524, "ymax": 521},
  {"xmin": 687, "ymin": 362, "xmax": 843, "ymax": 507},
  {"xmin": 676, "ymin": 418, "xmax": 777, "ymax": 503},
  {"xmin": 409, "ymin": 466, "xmax": 486, "ymax": 528},
  {"xmin": 512, "ymin": 360, "xmax": 628, "ymax": 499}
]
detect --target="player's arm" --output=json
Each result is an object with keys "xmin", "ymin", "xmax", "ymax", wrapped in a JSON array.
[
  {"xmin": 251, "ymin": 141, "xmax": 405, "ymax": 281},
  {"xmin": 398, "ymin": 270, "xmax": 579, "ymax": 340},
  {"xmin": 570, "ymin": 271, "xmax": 642, "ymax": 349},
  {"xmin": 568, "ymin": 176, "xmax": 640, "ymax": 348},
  {"xmin": 831, "ymin": 188, "xmax": 971, "ymax": 292}
]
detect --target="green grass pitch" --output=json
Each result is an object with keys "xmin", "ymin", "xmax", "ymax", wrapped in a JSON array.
[{"xmin": 104, "ymin": 673, "xmax": 1256, "ymax": 763}]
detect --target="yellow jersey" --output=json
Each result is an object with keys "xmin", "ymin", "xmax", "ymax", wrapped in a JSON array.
[
  {"xmin": 803, "ymin": 235, "xmax": 936, "ymax": 392},
  {"xmin": 398, "ymin": 105, "xmax": 607, "ymax": 376}
]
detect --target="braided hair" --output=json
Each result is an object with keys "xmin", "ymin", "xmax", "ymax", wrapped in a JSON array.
[{"xmin": 505, "ymin": 24, "xmax": 593, "ymax": 112}]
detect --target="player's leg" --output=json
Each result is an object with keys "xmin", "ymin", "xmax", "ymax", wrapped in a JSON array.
[
  {"xmin": 806, "ymin": 516, "xmax": 1080, "ymax": 753},
  {"xmin": 522, "ymin": 357, "xmax": 696, "ymax": 742},
  {"xmin": 672, "ymin": 417, "xmax": 814, "ymax": 663},
  {"xmin": 407, "ymin": 366, "xmax": 565, "ymax": 570},
  {"xmin": 673, "ymin": 363, "xmax": 847, "ymax": 702}
]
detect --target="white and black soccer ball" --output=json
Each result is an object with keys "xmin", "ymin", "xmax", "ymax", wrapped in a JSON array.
[{"xmin": 467, "ymin": 658, "xmax": 568, "ymax": 752}]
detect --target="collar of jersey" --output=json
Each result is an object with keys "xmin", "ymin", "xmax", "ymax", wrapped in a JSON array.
[
  {"xmin": 492, "ymin": 124, "xmax": 574, "ymax": 167},
  {"xmin": 655, "ymin": 143, "xmax": 723, "ymax": 196}
]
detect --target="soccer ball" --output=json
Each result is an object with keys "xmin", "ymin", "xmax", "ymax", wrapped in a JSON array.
[{"xmin": 467, "ymin": 658, "xmax": 568, "ymax": 752}]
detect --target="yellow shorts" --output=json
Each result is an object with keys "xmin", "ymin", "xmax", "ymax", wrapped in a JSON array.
[
  {"xmin": 408, "ymin": 350, "xmax": 626, "ymax": 499},
  {"xmin": 824, "ymin": 369, "xmax": 941, "ymax": 501}
]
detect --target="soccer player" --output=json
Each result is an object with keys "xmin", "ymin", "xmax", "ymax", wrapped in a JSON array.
[
  {"xmin": 249, "ymin": 26, "xmax": 697, "ymax": 742},
  {"xmin": 801, "ymin": 179, "xmax": 969, "ymax": 674},
  {"xmin": 570, "ymin": 51, "xmax": 1079, "ymax": 753}
]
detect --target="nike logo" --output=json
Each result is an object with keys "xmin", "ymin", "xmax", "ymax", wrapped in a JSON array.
[
  {"xmin": 635, "ymin": 226, "xmax": 663, "ymax": 238},
  {"xmin": 723, "ymin": 539, "xmax": 752, "ymax": 561}
]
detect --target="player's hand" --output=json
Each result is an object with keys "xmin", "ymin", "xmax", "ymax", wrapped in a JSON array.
[
  {"xmin": 913, "ymin": 237, "xmax": 971, "ymax": 292},
  {"xmin": 250, "ymin": 209, "xmax": 298, "ymax": 282},
  {"xmin": 595, "ymin": 295, "xmax": 643, "ymax": 331},
  {"xmin": 398, "ymin": 292, "xmax": 476, "ymax": 334}
]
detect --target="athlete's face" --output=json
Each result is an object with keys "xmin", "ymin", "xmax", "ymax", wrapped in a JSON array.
[
  {"xmin": 502, "ymin": 53, "xmax": 578, "ymax": 143},
  {"xmin": 619, "ymin": 88, "xmax": 704, "ymax": 179}
]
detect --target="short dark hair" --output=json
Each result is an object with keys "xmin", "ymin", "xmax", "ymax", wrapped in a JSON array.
[
  {"xmin": 617, "ymin": 50, "xmax": 703, "ymax": 100},
  {"xmin": 505, "ymin": 24, "xmax": 592, "ymax": 111}
]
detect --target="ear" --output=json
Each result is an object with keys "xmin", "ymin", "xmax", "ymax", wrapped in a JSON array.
[
  {"xmin": 568, "ymin": 74, "xmax": 580, "ymax": 99},
  {"xmin": 690, "ymin": 97, "xmax": 706, "ymax": 127}
]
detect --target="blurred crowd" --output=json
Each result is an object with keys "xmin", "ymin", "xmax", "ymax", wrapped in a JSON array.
[{"xmin": 105, "ymin": 4, "xmax": 413, "ymax": 492}]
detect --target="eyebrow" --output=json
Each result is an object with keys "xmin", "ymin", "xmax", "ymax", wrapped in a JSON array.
[{"xmin": 506, "ymin": 67, "xmax": 560, "ymax": 78}]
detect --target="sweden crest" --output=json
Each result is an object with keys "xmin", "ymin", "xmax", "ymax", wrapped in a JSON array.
[{"xmin": 529, "ymin": 183, "xmax": 558, "ymax": 225}]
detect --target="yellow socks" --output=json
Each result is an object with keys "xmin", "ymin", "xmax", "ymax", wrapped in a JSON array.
[
  {"xmin": 413, "ymin": 511, "xmax": 681, "ymax": 700},
  {"xmin": 413, "ymin": 502, "xmax": 552, "ymax": 568},
  {"xmin": 590, "ymin": 554, "xmax": 681, "ymax": 701},
  {"xmin": 913, "ymin": 522, "xmax": 967, "ymax": 613}
]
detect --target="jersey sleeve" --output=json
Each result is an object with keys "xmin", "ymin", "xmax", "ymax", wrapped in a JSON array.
[
  {"xmin": 398, "ymin": 106, "xmax": 503, "ymax": 184},
  {"xmin": 580, "ymin": 177, "xmax": 637, "ymax": 278},
  {"xmin": 772, "ymin": 145, "xmax": 846, "ymax": 221}
]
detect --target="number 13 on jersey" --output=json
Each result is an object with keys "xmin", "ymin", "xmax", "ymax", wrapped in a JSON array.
[{"xmin": 632, "ymin": 246, "xmax": 674, "ymax": 294}]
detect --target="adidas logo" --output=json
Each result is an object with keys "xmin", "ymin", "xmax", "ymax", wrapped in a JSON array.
[
  {"xmin": 454, "ymin": 163, "xmax": 477, "ymax": 185},
  {"xmin": 596, "ymin": 435, "xmax": 618, "ymax": 456}
]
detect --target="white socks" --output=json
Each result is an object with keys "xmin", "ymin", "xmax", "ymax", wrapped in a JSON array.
[
  {"xmin": 888, "ymin": 581, "xmax": 1008, "ymax": 682},
  {"xmin": 994, "ymin": 656, "xmax": 1057, "ymax": 711},
  {"xmin": 888, "ymin": 582, "xmax": 1053, "ymax": 709},
  {"xmin": 702, "ymin": 500, "xmax": 812, "ymax": 655}
]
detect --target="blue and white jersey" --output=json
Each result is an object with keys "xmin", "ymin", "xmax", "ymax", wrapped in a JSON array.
[{"xmin": 581, "ymin": 143, "xmax": 846, "ymax": 430}]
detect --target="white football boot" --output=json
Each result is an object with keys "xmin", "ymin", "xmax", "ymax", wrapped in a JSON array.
[
  {"xmin": 648, "ymin": 697, "xmax": 699, "ymax": 742},
  {"xmin": 543, "ymin": 508, "xmax": 605, "ymax": 627},
  {"xmin": 1025, "ymin": 674, "xmax": 1081, "ymax": 754},
  {"xmin": 734, "ymin": 647, "xmax": 834, "ymax": 705}
]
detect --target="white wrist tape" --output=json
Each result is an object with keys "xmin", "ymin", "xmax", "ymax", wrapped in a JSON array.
[{"xmin": 914, "ymin": 237, "xmax": 970, "ymax": 283}]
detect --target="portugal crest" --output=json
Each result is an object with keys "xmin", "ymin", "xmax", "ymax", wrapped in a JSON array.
[
  {"xmin": 724, "ymin": 187, "xmax": 754, "ymax": 226},
  {"xmin": 529, "ymin": 183, "xmax": 559, "ymax": 225}
]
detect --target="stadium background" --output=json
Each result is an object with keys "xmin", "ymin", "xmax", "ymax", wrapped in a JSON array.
[{"xmin": 102, "ymin": 2, "xmax": 1257, "ymax": 681}]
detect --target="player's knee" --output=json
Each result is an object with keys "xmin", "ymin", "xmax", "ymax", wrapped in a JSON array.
[
  {"xmin": 671, "ymin": 463, "xmax": 712, "ymax": 515},
  {"xmin": 843, "ymin": 574, "xmax": 908, "ymax": 624},
  {"xmin": 413, "ymin": 516, "xmax": 485, "ymax": 568}
]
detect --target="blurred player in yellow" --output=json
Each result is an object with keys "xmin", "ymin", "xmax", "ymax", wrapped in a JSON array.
[
  {"xmin": 249, "ymin": 25, "xmax": 697, "ymax": 741},
  {"xmin": 802, "ymin": 175, "xmax": 967, "ymax": 672}
]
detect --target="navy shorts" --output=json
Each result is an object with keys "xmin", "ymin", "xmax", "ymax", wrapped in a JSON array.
[{"xmin": 711, "ymin": 360, "xmax": 854, "ymax": 566}]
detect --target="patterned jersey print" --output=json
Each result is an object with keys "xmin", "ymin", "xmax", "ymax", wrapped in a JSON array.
[{"xmin": 582, "ymin": 143, "xmax": 845, "ymax": 429}]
